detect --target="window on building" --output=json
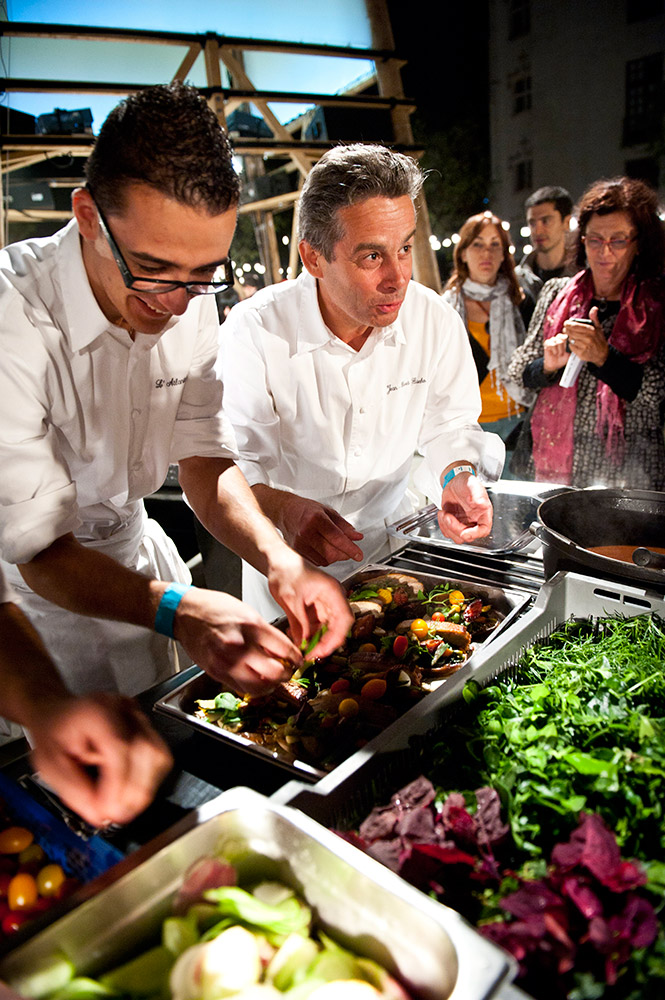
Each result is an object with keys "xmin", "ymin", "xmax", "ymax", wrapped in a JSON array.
[
  {"xmin": 508, "ymin": 0, "xmax": 531, "ymax": 38},
  {"xmin": 513, "ymin": 75, "xmax": 532, "ymax": 114},
  {"xmin": 626, "ymin": 0, "xmax": 664, "ymax": 23},
  {"xmin": 625, "ymin": 156, "xmax": 660, "ymax": 189},
  {"xmin": 624, "ymin": 52, "xmax": 663, "ymax": 145},
  {"xmin": 514, "ymin": 159, "xmax": 533, "ymax": 192}
]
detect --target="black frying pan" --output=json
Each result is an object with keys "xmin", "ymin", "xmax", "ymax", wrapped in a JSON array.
[{"xmin": 532, "ymin": 487, "xmax": 665, "ymax": 588}]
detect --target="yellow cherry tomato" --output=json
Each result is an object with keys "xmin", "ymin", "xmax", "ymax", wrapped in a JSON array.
[
  {"xmin": 8, "ymin": 872, "xmax": 38, "ymax": 910},
  {"xmin": 357, "ymin": 642, "xmax": 377, "ymax": 653},
  {"xmin": 360, "ymin": 678, "xmax": 387, "ymax": 700},
  {"xmin": 449, "ymin": 604, "xmax": 462, "ymax": 615},
  {"xmin": 0, "ymin": 826, "xmax": 34, "ymax": 855},
  {"xmin": 18, "ymin": 843, "xmax": 45, "ymax": 866},
  {"xmin": 447, "ymin": 590, "xmax": 465, "ymax": 606},
  {"xmin": 36, "ymin": 864, "xmax": 66, "ymax": 898},
  {"xmin": 376, "ymin": 588, "xmax": 393, "ymax": 605},
  {"xmin": 410, "ymin": 619, "xmax": 430, "ymax": 641},
  {"xmin": 338, "ymin": 698, "xmax": 360, "ymax": 718}
]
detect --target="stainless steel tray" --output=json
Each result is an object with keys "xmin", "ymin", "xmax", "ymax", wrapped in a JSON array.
[
  {"xmin": 154, "ymin": 564, "xmax": 532, "ymax": 781},
  {"xmin": 388, "ymin": 481, "xmax": 561, "ymax": 555},
  {"xmin": 0, "ymin": 787, "xmax": 515, "ymax": 1000},
  {"xmin": 274, "ymin": 569, "xmax": 665, "ymax": 827}
]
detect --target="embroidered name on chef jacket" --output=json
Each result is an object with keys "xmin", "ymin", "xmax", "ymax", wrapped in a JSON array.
[
  {"xmin": 155, "ymin": 376, "xmax": 188, "ymax": 389},
  {"xmin": 386, "ymin": 376, "xmax": 427, "ymax": 394}
]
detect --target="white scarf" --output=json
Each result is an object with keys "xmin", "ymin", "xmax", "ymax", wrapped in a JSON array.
[{"xmin": 458, "ymin": 276, "xmax": 535, "ymax": 408}]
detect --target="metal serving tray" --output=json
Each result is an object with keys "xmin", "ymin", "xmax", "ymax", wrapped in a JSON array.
[
  {"xmin": 388, "ymin": 481, "xmax": 562, "ymax": 556},
  {"xmin": 0, "ymin": 787, "xmax": 515, "ymax": 1000},
  {"xmin": 154, "ymin": 564, "xmax": 532, "ymax": 781},
  {"xmin": 274, "ymin": 569, "xmax": 665, "ymax": 828}
]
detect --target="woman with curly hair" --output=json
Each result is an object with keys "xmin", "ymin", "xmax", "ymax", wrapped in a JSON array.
[{"xmin": 507, "ymin": 176, "xmax": 665, "ymax": 488}]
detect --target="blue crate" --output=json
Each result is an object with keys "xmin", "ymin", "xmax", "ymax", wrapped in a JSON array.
[{"xmin": 0, "ymin": 771, "xmax": 123, "ymax": 882}]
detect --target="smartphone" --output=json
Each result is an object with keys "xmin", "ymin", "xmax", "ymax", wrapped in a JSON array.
[{"xmin": 566, "ymin": 317, "xmax": 594, "ymax": 351}]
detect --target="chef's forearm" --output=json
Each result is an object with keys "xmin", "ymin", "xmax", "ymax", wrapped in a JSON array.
[
  {"xmin": 0, "ymin": 601, "xmax": 69, "ymax": 728},
  {"xmin": 179, "ymin": 457, "xmax": 298, "ymax": 578},
  {"xmin": 17, "ymin": 532, "xmax": 168, "ymax": 629}
]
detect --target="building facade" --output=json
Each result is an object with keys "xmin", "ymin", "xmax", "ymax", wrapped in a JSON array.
[{"xmin": 489, "ymin": 0, "xmax": 664, "ymax": 240}]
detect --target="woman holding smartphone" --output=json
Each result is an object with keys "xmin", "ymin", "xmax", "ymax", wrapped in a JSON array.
[{"xmin": 507, "ymin": 176, "xmax": 665, "ymax": 487}]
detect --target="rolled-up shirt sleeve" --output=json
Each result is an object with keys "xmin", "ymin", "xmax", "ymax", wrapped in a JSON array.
[
  {"xmin": 217, "ymin": 307, "xmax": 278, "ymax": 487},
  {"xmin": 168, "ymin": 296, "xmax": 239, "ymax": 464},
  {"xmin": 413, "ymin": 302, "xmax": 505, "ymax": 502}
]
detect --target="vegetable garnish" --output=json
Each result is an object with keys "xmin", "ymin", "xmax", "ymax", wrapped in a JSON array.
[{"xmin": 344, "ymin": 613, "xmax": 665, "ymax": 997}]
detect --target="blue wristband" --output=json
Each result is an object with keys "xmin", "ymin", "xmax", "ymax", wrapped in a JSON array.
[
  {"xmin": 154, "ymin": 583, "xmax": 192, "ymax": 638},
  {"xmin": 442, "ymin": 464, "xmax": 476, "ymax": 489}
]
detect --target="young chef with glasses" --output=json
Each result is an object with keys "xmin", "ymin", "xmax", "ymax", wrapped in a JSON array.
[{"xmin": 0, "ymin": 82, "xmax": 352, "ymax": 716}]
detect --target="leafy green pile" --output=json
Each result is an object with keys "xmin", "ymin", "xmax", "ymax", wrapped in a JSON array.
[
  {"xmin": 347, "ymin": 612, "xmax": 665, "ymax": 999},
  {"xmin": 432, "ymin": 615, "xmax": 665, "ymax": 861}
]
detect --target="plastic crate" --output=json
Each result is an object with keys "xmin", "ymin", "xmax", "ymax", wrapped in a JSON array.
[
  {"xmin": 274, "ymin": 569, "xmax": 665, "ymax": 829},
  {"xmin": 0, "ymin": 771, "xmax": 123, "ymax": 883}
]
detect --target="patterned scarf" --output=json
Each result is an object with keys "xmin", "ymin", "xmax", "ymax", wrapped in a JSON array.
[
  {"xmin": 530, "ymin": 269, "xmax": 662, "ymax": 483},
  {"xmin": 459, "ymin": 277, "xmax": 534, "ymax": 408}
]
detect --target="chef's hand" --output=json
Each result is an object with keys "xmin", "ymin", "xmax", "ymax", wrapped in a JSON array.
[
  {"xmin": 28, "ymin": 694, "xmax": 173, "ymax": 828},
  {"xmin": 438, "ymin": 470, "xmax": 493, "ymax": 544},
  {"xmin": 563, "ymin": 307, "xmax": 608, "ymax": 367},
  {"xmin": 266, "ymin": 551, "xmax": 354, "ymax": 659},
  {"xmin": 174, "ymin": 588, "xmax": 298, "ymax": 695},
  {"xmin": 260, "ymin": 490, "xmax": 364, "ymax": 567}
]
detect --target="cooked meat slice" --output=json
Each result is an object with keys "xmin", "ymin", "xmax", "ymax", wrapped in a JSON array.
[
  {"xmin": 273, "ymin": 680, "xmax": 309, "ymax": 705},
  {"xmin": 358, "ymin": 571, "xmax": 424, "ymax": 598},
  {"xmin": 349, "ymin": 598, "xmax": 384, "ymax": 618},
  {"xmin": 351, "ymin": 611, "xmax": 379, "ymax": 638}
]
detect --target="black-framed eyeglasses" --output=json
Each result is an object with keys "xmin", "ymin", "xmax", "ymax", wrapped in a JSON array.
[{"xmin": 93, "ymin": 199, "xmax": 234, "ymax": 296}]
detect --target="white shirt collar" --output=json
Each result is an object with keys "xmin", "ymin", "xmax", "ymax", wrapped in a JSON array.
[
  {"xmin": 58, "ymin": 219, "xmax": 178, "ymax": 352},
  {"xmin": 294, "ymin": 269, "xmax": 408, "ymax": 356}
]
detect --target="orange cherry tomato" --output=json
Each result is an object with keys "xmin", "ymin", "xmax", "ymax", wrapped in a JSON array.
[
  {"xmin": 36, "ymin": 864, "xmax": 66, "ymax": 898},
  {"xmin": 8, "ymin": 872, "xmax": 38, "ymax": 910},
  {"xmin": 360, "ymin": 678, "xmax": 387, "ymax": 700},
  {"xmin": 431, "ymin": 612, "xmax": 446, "ymax": 622},
  {"xmin": 448, "ymin": 590, "xmax": 465, "ymax": 606},
  {"xmin": 392, "ymin": 635, "xmax": 408, "ymax": 658},
  {"xmin": 0, "ymin": 827, "xmax": 34, "ymax": 855},
  {"xmin": 410, "ymin": 619, "xmax": 430, "ymax": 641},
  {"xmin": 338, "ymin": 698, "xmax": 360, "ymax": 718}
]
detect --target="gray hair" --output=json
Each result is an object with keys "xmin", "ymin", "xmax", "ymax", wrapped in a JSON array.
[{"xmin": 297, "ymin": 143, "xmax": 424, "ymax": 260}]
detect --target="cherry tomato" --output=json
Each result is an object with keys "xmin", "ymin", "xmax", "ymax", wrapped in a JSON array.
[
  {"xmin": 425, "ymin": 639, "xmax": 442, "ymax": 653},
  {"xmin": 357, "ymin": 642, "xmax": 377, "ymax": 653},
  {"xmin": 392, "ymin": 635, "xmax": 408, "ymax": 658},
  {"xmin": 36, "ymin": 864, "xmax": 66, "ymax": 898},
  {"xmin": 18, "ymin": 843, "xmax": 45, "ymax": 866},
  {"xmin": 338, "ymin": 698, "xmax": 360, "ymax": 718},
  {"xmin": 1, "ymin": 910, "xmax": 32, "ymax": 935},
  {"xmin": 410, "ymin": 619, "xmax": 430, "ymax": 641},
  {"xmin": 330, "ymin": 678, "xmax": 350, "ymax": 694},
  {"xmin": 360, "ymin": 678, "xmax": 387, "ymax": 700},
  {"xmin": 8, "ymin": 872, "xmax": 38, "ymax": 910},
  {"xmin": 431, "ymin": 611, "xmax": 446, "ymax": 622},
  {"xmin": 376, "ymin": 588, "xmax": 393, "ymax": 605},
  {"xmin": 448, "ymin": 590, "xmax": 465, "ymax": 605},
  {"xmin": 0, "ymin": 827, "xmax": 34, "ymax": 855}
]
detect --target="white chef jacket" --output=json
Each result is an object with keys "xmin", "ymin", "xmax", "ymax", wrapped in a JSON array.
[
  {"xmin": 0, "ymin": 220, "xmax": 238, "ymax": 696},
  {"xmin": 0, "ymin": 565, "xmax": 12, "ymax": 605},
  {"xmin": 220, "ymin": 271, "xmax": 504, "ymax": 619}
]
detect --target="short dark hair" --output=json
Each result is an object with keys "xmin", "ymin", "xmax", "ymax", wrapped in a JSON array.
[
  {"xmin": 297, "ymin": 143, "xmax": 424, "ymax": 260},
  {"xmin": 571, "ymin": 175, "xmax": 665, "ymax": 279},
  {"xmin": 524, "ymin": 185, "xmax": 573, "ymax": 220},
  {"xmin": 85, "ymin": 81, "xmax": 240, "ymax": 216}
]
